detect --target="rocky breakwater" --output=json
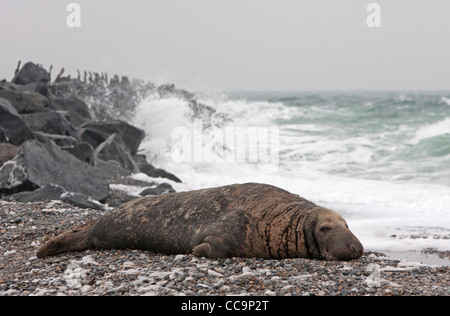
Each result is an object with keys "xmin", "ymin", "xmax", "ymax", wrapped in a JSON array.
[{"xmin": 0, "ymin": 61, "xmax": 184, "ymax": 210}]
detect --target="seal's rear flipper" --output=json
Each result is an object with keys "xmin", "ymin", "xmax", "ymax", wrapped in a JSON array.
[{"xmin": 36, "ymin": 220, "xmax": 97, "ymax": 259}]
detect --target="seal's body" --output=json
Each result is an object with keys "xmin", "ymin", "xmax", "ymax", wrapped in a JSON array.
[{"xmin": 37, "ymin": 183, "xmax": 363, "ymax": 261}]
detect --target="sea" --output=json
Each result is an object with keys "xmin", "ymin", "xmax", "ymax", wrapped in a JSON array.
[{"xmin": 131, "ymin": 90, "xmax": 450, "ymax": 265}]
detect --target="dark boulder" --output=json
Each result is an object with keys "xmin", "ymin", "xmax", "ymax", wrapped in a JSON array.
[
  {"xmin": 105, "ymin": 188, "xmax": 136, "ymax": 208},
  {"xmin": 33, "ymin": 132, "xmax": 79, "ymax": 148},
  {"xmin": 20, "ymin": 82, "xmax": 50, "ymax": 97},
  {"xmin": 50, "ymin": 96, "xmax": 93, "ymax": 127},
  {"xmin": 62, "ymin": 142, "xmax": 95, "ymax": 164},
  {"xmin": 0, "ymin": 140, "xmax": 109, "ymax": 201},
  {"xmin": 60, "ymin": 190, "xmax": 108, "ymax": 211},
  {"xmin": 139, "ymin": 183, "xmax": 175, "ymax": 196},
  {"xmin": 158, "ymin": 83, "xmax": 176, "ymax": 97},
  {"xmin": 0, "ymin": 81, "xmax": 49, "ymax": 98},
  {"xmin": 21, "ymin": 110, "xmax": 80, "ymax": 140},
  {"xmin": 0, "ymin": 143, "xmax": 18, "ymax": 167},
  {"xmin": 0, "ymin": 88, "xmax": 50, "ymax": 114},
  {"xmin": 132, "ymin": 154, "xmax": 182, "ymax": 183},
  {"xmin": 50, "ymin": 79, "xmax": 77, "ymax": 98},
  {"xmin": 138, "ymin": 161, "xmax": 182, "ymax": 183},
  {"xmin": 95, "ymin": 159, "xmax": 132, "ymax": 178},
  {"xmin": 79, "ymin": 120, "xmax": 145, "ymax": 154},
  {"xmin": 5, "ymin": 184, "xmax": 107, "ymax": 211},
  {"xmin": 12, "ymin": 62, "xmax": 50, "ymax": 85},
  {"xmin": 94, "ymin": 133, "xmax": 139, "ymax": 172},
  {"xmin": 0, "ymin": 161, "xmax": 37, "ymax": 195},
  {"xmin": 0, "ymin": 98, "xmax": 35, "ymax": 146},
  {"xmin": 5, "ymin": 184, "xmax": 64, "ymax": 203},
  {"xmin": 0, "ymin": 129, "xmax": 6, "ymax": 143},
  {"xmin": 79, "ymin": 127, "xmax": 109, "ymax": 150}
]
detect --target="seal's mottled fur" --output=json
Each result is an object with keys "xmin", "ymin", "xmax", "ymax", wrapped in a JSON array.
[{"xmin": 37, "ymin": 183, "xmax": 363, "ymax": 260}]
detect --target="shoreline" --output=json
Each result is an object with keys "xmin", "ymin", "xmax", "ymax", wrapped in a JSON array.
[
  {"xmin": 382, "ymin": 250, "xmax": 450, "ymax": 267},
  {"xmin": 1, "ymin": 200, "xmax": 448, "ymax": 296}
]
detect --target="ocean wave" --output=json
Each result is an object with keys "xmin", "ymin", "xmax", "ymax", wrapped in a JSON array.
[
  {"xmin": 441, "ymin": 96, "xmax": 450, "ymax": 106},
  {"xmin": 411, "ymin": 117, "xmax": 450, "ymax": 144}
]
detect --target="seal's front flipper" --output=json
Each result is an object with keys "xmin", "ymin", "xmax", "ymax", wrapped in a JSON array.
[
  {"xmin": 192, "ymin": 236, "xmax": 231, "ymax": 258},
  {"xmin": 36, "ymin": 220, "xmax": 97, "ymax": 259}
]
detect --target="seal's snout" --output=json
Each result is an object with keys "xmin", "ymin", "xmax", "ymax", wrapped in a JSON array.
[
  {"xmin": 335, "ymin": 231, "xmax": 364, "ymax": 260},
  {"xmin": 348, "ymin": 240, "xmax": 364, "ymax": 259},
  {"xmin": 327, "ymin": 237, "xmax": 364, "ymax": 261}
]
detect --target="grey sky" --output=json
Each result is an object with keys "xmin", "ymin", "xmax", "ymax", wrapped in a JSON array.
[{"xmin": 1, "ymin": 0, "xmax": 449, "ymax": 91}]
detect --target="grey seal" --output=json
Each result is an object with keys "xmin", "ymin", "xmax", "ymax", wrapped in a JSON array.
[{"xmin": 37, "ymin": 183, "xmax": 363, "ymax": 261}]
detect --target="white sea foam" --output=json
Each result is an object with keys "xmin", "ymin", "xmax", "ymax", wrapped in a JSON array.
[
  {"xmin": 412, "ymin": 117, "xmax": 450, "ymax": 144},
  {"xmin": 441, "ymin": 96, "xmax": 450, "ymax": 106},
  {"xmin": 133, "ymin": 95, "xmax": 191, "ymax": 166}
]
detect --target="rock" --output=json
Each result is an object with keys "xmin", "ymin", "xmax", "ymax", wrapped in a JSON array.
[
  {"xmin": 0, "ymin": 160, "xmax": 37, "ymax": 195},
  {"xmin": 0, "ymin": 143, "xmax": 18, "ymax": 167},
  {"xmin": 12, "ymin": 62, "xmax": 50, "ymax": 85},
  {"xmin": 105, "ymin": 188, "xmax": 136, "ymax": 208},
  {"xmin": 158, "ymin": 83, "xmax": 176, "ymax": 97},
  {"xmin": 21, "ymin": 110, "xmax": 80, "ymax": 141},
  {"xmin": 21, "ymin": 82, "xmax": 50, "ymax": 98},
  {"xmin": 364, "ymin": 264, "xmax": 384, "ymax": 288},
  {"xmin": 79, "ymin": 120, "xmax": 145, "ymax": 154},
  {"xmin": 132, "ymin": 154, "xmax": 182, "ymax": 183},
  {"xmin": 50, "ymin": 96, "xmax": 92, "ymax": 127},
  {"xmin": 60, "ymin": 191, "xmax": 107, "ymax": 211},
  {"xmin": 79, "ymin": 127, "xmax": 108, "ymax": 150},
  {"xmin": 0, "ymin": 98, "xmax": 35, "ymax": 146},
  {"xmin": 33, "ymin": 132, "xmax": 79, "ymax": 148},
  {"xmin": 62, "ymin": 142, "xmax": 95, "ymax": 164},
  {"xmin": 5, "ymin": 184, "xmax": 107, "ymax": 211},
  {"xmin": 94, "ymin": 134, "xmax": 139, "ymax": 172},
  {"xmin": 0, "ymin": 140, "xmax": 109, "ymax": 201},
  {"xmin": 95, "ymin": 159, "xmax": 132, "ymax": 178},
  {"xmin": 138, "ymin": 162, "xmax": 182, "ymax": 183},
  {"xmin": 0, "ymin": 88, "xmax": 50, "ymax": 114},
  {"xmin": 0, "ymin": 81, "xmax": 49, "ymax": 98},
  {"xmin": 50, "ymin": 79, "xmax": 77, "ymax": 98},
  {"xmin": 139, "ymin": 183, "xmax": 175, "ymax": 196},
  {"xmin": 0, "ymin": 129, "xmax": 6, "ymax": 143},
  {"xmin": 5, "ymin": 183, "xmax": 63, "ymax": 202}
]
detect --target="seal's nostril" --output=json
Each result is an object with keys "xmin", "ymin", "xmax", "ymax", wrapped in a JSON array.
[{"xmin": 349, "ymin": 244, "xmax": 363, "ymax": 258}]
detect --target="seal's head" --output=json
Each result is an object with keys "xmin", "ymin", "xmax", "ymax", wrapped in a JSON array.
[{"xmin": 304, "ymin": 208, "xmax": 364, "ymax": 261}]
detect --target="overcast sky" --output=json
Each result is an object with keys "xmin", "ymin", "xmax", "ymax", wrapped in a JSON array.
[{"xmin": 1, "ymin": 0, "xmax": 449, "ymax": 91}]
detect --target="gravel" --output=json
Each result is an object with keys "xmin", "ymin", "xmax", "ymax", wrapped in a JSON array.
[{"xmin": 1, "ymin": 200, "xmax": 448, "ymax": 296}]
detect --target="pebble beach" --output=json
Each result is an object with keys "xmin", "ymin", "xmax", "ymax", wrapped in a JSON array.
[{"xmin": 1, "ymin": 200, "xmax": 448, "ymax": 296}]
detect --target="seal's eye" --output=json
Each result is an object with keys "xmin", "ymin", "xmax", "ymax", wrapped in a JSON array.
[{"xmin": 320, "ymin": 226, "xmax": 332, "ymax": 233}]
